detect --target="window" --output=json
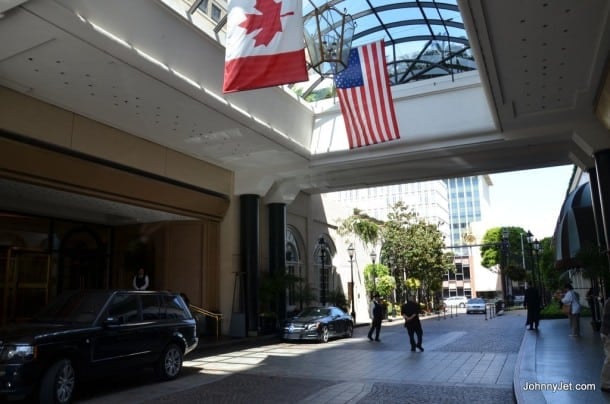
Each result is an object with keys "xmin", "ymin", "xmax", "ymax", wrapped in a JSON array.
[
  {"xmin": 286, "ymin": 229, "xmax": 302, "ymax": 308},
  {"xmin": 195, "ymin": 0, "xmax": 209, "ymax": 14},
  {"xmin": 161, "ymin": 295, "xmax": 189, "ymax": 320},
  {"xmin": 107, "ymin": 294, "xmax": 140, "ymax": 324},
  {"xmin": 141, "ymin": 294, "xmax": 160, "ymax": 320},
  {"xmin": 211, "ymin": 4, "xmax": 222, "ymax": 22}
]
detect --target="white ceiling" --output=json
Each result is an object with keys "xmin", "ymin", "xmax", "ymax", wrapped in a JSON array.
[{"xmin": 0, "ymin": 0, "xmax": 608, "ymax": 224}]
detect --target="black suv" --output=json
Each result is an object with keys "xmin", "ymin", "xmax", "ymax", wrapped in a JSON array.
[{"xmin": 0, "ymin": 289, "xmax": 198, "ymax": 403}]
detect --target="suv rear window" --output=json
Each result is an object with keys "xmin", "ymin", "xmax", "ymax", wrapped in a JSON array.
[{"xmin": 161, "ymin": 294, "xmax": 190, "ymax": 320}]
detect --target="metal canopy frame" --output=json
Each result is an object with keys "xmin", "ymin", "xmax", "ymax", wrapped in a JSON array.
[{"xmin": 193, "ymin": 0, "xmax": 474, "ymax": 99}]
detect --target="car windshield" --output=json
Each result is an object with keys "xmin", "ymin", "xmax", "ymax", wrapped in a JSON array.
[
  {"xmin": 468, "ymin": 298, "xmax": 485, "ymax": 304},
  {"xmin": 33, "ymin": 290, "xmax": 111, "ymax": 324},
  {"xmin": 298, "ymin": 307, "xmax": 330, "ymax": 317}
]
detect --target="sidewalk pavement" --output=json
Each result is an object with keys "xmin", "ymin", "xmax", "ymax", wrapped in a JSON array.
[{"xmin": 514, "ymin": 315, "xmax": 610, "ymax": 404}]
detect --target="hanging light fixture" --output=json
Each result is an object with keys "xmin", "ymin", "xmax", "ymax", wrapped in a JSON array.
[{"xmin": 303, "ymin": 2, "xmax": 355, "ymax": 77}]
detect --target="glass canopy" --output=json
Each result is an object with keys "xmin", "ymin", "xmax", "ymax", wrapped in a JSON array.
[
  {"xmin": 301, "ymin": 0, "xmax": 474, "ymax": 99},
  {"xmin": 183, "ymin": 0, "xmax": 475, "ymax": 101}
]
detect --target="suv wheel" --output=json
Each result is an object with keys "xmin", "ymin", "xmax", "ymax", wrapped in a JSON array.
[
  {"xmin": 156, "ymin": 343, "xmax": 183, "ymax": 380},
  {"xmin": 39, "ymin": 359, "xmax": 75, "ymax": 404}
]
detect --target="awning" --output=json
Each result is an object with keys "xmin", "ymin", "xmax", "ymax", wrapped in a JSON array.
[{"xmin": 553, "ymin": 182, "xmax": 597, "ymax": 264}]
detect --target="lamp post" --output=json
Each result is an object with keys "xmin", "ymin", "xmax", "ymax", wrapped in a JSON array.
[
  {"xmin": 370, "ymin": 250, "xmax": 377, "ymax": 295},
  {"xmin": 532, "ymin": 238, "xmax": 542, "ymax": 302},
  {"xmin": 388, "ymin": 256, "xmax": 396, "ymax": 305},
  {"xmin": 347, "ymin": 244, "xmax": 356, "ymax": 322},
  {"xmin": 525, "ymin": 231, "xmax": 535, "ymax": 288},
  {"xmin": 501, "ymin": 227, "xmax": 510, "ymax": 300},
  {"xmin": 319, "ymin": 237, "xmax": 327, "ymax": 306}
]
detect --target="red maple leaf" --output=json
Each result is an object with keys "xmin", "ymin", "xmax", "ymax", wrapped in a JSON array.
[{"xmin": 238, "ymin": 0, "xmax": 295, "ymax": 47}]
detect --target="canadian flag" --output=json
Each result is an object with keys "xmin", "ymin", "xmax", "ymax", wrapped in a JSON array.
[{"xmin": 223, "ymin": 0, "xmax": 308, "ymax": 93}]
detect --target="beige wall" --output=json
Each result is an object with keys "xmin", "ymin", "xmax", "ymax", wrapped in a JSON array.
[{"xmin": 0, "ymin": 86, "xmax": 233, "ymax": 197}]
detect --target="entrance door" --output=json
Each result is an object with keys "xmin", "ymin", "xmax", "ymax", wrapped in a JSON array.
[
  {"xmin": 58, "ymin": 227, "xmax": 109, "ymax": 293},
  {"xmin": 0, "ymin": 247, "xmax": 51, "ymax": 324}
]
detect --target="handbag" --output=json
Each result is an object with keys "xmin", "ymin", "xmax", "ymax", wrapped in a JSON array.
[{"xmin": 561, "ymin": 303, "xmax": 571, "ymax": 315}]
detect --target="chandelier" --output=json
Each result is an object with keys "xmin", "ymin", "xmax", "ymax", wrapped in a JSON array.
[{"xmin": 304, "ymin": 3, "xmax": 355, "ymax": 77}]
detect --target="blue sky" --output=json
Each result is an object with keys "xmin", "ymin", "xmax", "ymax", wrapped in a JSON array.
[{"xmin": 487, "ymin": 164, "xmax": 574, "ymax": 240}]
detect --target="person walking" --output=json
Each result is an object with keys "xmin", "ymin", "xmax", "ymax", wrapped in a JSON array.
[
  {"xmin": 561, "ymin": 283, "xmax": 581, "ymax": 337},
  {"xmin": 523, "ymin": 286, "xmax": 541, "ymax": 330},
  {"xmin": 132, "ymin": 267, "xmax": 150, "ymax": 291},
  {"xmin": 600, "ymin": 296, "xmax": 610, "ymax": 392},
  {"xmin": 401, "ymin": 296, "xmax": 424, "ymax": 352},
  {"xmin": 367, "ymin": 293, "xmax": 383, "ymax": 342}
]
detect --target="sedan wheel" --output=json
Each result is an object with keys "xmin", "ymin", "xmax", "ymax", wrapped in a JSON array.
[
  {"xmin": 39, "ymin": 359, "xmax": 75, "ymax": 404},
  {"xmin": 319, "ymin": 325, "xmax": 329, "ymax": 343},
  {"xmin": 345, "ymin": 323, "xmax": 353, "ymax": 338},
  {"xmin": 156, "ymin": 343, "xmax": 183, "ymax": 380}
]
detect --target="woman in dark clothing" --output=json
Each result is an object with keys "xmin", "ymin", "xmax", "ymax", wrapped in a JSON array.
[{"xmin": 524, "ymin": 286, "xmax": 541, "ymax": 330}]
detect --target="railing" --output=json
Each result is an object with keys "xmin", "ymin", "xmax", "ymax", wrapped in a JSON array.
[{"xmin": 188, "ymin": 304, "xmax": 223, "ymax": 340}]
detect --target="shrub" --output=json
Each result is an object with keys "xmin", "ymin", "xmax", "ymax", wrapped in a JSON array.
[{"xmin": 540, "ymin": 302, "xmax": 590, "ymax": 319}]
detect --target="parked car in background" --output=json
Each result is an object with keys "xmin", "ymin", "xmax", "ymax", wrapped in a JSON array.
[
  {"xmin": 443, "ymin": 296, "xmax": 468, "ymax": 308},
  {"xmin": 466, "ymin": 298, "xmax": 487, "ymax": 314},
  {"xmin": 0, "ymin": 290, "xmax": 198, "ymax": 403},
  {"xmin": 282, "ymin": 306, "xmax": 353, "ymax": 343},
  {"xmin": 513, "ymin": 295, "xmax": 525, "ymax": 306}
]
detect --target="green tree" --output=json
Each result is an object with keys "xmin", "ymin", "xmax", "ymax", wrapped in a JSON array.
[
  {"xmin": 537, "ymin": 237, "xmax": 558, "ymax": 302},
  {"xmin": 402, "ymin": 217, "xmax": 454, "ymax": 307},
  {"xmin": 340, "ymin": 202, "xmax": 452, "ymax": 309},
  {"xmin": 380, "ymin": 202, "xmax": 416, "ymax": 301},
  {"xmin": 364, "ymin": 263, "xmax": 394, "ymax": 298},
  {"xmin": 480, "ymin": 226, "xmax": 528, "ymax": 298}
]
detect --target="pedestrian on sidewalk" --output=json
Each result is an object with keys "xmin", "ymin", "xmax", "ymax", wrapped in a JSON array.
[
  {"xmin": 401, "ymin": 295, "xmax": 424, "ymax": 352},
  {"xmin": 523, "ymin": 286, "xmax": 541, "ymax": 330},
  {"xmin": 368, "ymin": 293, "xmax": 383, "ymax": 342},
  {"xmin": 600, "ymin": 296, "xmax": 610, "ymax": 392},
  {"xmin": 561, "ymin": 283, "xmax": 581, "ymax": 337}
]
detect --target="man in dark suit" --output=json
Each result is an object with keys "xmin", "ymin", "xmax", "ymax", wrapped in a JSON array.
[
  {"xmin": 524, "ymin": 286, "xmax": 541, "ymax": 330},
  {"xmin": 402, "ymin": 296, "xmax": 424, "ymax": 352}
]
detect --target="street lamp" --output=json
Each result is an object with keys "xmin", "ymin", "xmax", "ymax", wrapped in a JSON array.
[
  {"xmin": 501, "ymin": 227, "xmax": 510, "ymax": 300},
  {"xmin": 388, "ymin": 256, "xmax": 396, "ymax": 305},
  {"xmin": 347, "ymin": 244, "xmax": 356, "ymax": 322},
  {"xmin": 370, "ymin": 250, "xmax": 377, "ymax": 295},
  {"xmin": 525, "ymin": 231, "xmax": 535, "ymax": 287},
  {"xmin": 532, "ymin": 238, "xmax": 542, "ymax": 302},
  {"xmin": 319, "ymin": 237, "xmax": 327, "ymax": 306}
]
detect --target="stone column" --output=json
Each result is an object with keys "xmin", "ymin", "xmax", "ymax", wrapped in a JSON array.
[
  {"xmin": 268, "ymin": 203, "xmax": 287, "ymax": 323},
  {"xmin": 240, "ymin": 194, "xmax": 260, "ymax": 335}
]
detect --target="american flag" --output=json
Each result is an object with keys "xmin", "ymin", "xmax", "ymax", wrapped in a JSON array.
[{"xmin": 335, "ymin": 40, "xmax": 400, "ymax": 149}]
